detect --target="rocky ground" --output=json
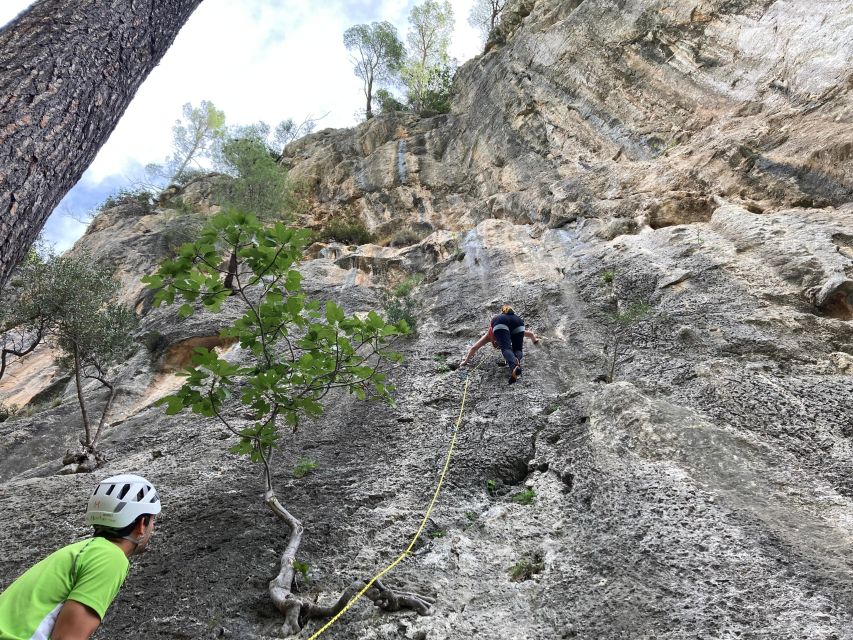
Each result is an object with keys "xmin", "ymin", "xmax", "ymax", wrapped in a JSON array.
[{"xmin": 2, "ymin": 0, "xmax": 853, "ymax": 638}]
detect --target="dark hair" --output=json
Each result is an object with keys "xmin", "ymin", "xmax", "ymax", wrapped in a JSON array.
[{"xmin": 93, "ymin": 513, "xmax": 151, "ymax": 539}]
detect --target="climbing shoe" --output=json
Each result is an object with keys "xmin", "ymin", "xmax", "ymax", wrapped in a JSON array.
[{"xmin": 509, "ymin": 365, "xmax": 522, "ymax": 384}]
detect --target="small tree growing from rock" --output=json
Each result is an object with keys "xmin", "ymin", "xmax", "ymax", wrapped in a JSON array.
[
  {"xmin": 56, "ymin": 301, "xmax": 137, "ymax": 467},
  {"xmin": 603, "ymin": 300, "xmax": 651, "ymax": 383},
  {"xmin": 1, "ymin": 251, "xmax": 137, "ymax": 469},
  {"xmin": 143, "ymin": 211, "xmax": 433, "ymax": 636},
  {"xmin": 48, "ymin": 256, "xmax": 138, "ymax": 467}
]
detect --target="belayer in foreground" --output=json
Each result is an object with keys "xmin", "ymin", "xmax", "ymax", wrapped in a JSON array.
[
  {"xmin": 0, "ymin": 474, "xmax": 161, "ymax": 640},
  {"xmin": 460, "ymin": 304, "xmax": 540, "ymax": 383}
]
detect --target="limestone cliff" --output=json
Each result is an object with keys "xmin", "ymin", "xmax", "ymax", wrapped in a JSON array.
[{"xmin": 1, "ymin": 1, "xmax": 853, "ymax": 638}]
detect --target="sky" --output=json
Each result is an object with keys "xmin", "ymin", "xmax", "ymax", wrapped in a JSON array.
[{"xmin": 1, "ymin": 0, "xmax": 483, "ymax": 251}]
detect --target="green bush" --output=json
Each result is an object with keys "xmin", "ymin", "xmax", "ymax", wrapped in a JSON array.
[
  {"xmin": 292, "ymin": 456, "xmax": 318, "ymax": 479},
  {"xmin": 511, "ymin": 489, "xmax": 536, "ymax": 505},
  {"xmin": 418, "ymin": 63, "xmax": 455, "ymax": 115},
  {"xmin": 218, "ymin": 137, "xmax": 294, "ymax": 220},
  {"xmin": 0, "ymin": 402, "xmax": 20, "ymax": 422},
  {"xmin": 165, "ymin": 196, "xmax": 194, "ymax": 215},
  {"xmin": 99, "ymin": 188, "xmax": 155, "ymax": 213},
  {"xmin": 315, "ymin": 216, "xmax": 374, "ymax": 245},
  {"xmin": 160, "ymin": 214, "xmax": 205, "ymax": 258},
  {"xmin": 375, "ymin": 89, "xmax": 408, "ymax": 115},
  {"xmin": 390, "ymin": 227, "xmax": 428, "ymax": 247},
  {"xmin": 391, "ymin": 274, "xmax": 423, "ymax": 297},
  {"xmin": 508, "ymin": 553, "xmax": 544, "ymax": 582},
  {"xmin": 382, "ymin": 274, "xmax": 423, "ymax": 331},
  {"xmin": 292, "ymin": 560, "xmax": 310, "ymax": 583}
]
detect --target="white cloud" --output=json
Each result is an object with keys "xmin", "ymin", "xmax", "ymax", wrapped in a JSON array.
[{"xmin": 2, "ymin": 0, "xmax": 483, "ymax": 248}]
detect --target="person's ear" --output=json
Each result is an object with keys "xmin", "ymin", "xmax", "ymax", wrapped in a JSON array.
[{"xmin": 133, "ymin": 515, "xmax": 150, "ymax": 536}]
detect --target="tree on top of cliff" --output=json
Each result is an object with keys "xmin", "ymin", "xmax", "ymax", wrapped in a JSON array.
[
  {"xmin": 469, "ymin": 0, "xmax": 507, "ymax": 46},
  {"xmin": 145, "ymin": 101, "xmax": 228, "ymax": 187},
  {"xmin": 344, "ymin": 22, "xmax": 406, "ymax": 120},
  {"xmin": 402, "ymin": 0, "xmax": 456, "ymax": 113},
  {"xmin": 0, "ymin": 0, "xmax": 204, "ymax": 290}
]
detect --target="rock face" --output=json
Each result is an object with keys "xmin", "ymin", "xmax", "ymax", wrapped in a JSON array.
[{"xmin": 2, "ymin": 1, "xmax": 853, "ymax": 638}]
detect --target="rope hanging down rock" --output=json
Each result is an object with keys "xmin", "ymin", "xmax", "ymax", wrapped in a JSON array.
[{"xmin": 307, "ymin": 356, "xmax": 485, "ymax": 639}]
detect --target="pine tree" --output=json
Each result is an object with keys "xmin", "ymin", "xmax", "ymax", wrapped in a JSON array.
[{"xmin": 0, "ymin": 0, "xmax": 204, "ymax": 288}]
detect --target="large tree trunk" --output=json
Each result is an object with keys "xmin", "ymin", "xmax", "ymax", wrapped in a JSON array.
[{"xmin": 0, "ymin": 0, "xmax": 204, "ymax": 288}]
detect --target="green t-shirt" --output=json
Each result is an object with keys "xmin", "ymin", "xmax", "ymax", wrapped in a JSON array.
[{"xmin": 0, "ymin": 537, "xmax": 129, "ymax": 640}]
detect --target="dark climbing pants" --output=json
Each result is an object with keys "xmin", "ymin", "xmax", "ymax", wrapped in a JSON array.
[{"xmin": 493, "ymin": 329, "xmax": 522, "ymax": 369}]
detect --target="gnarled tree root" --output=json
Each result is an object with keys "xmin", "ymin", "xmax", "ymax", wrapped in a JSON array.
[{"xmin": 265, "ymin": 490, "xmax": 435, "ymax": 637}]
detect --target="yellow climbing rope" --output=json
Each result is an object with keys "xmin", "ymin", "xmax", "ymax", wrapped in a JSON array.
[{"xmin": 307, "ymin": 357, "xmax": 484, "ymax": 639}]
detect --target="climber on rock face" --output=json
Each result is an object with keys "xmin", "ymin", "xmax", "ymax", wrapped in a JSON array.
[
  {"xmin": 460, "ymin": 304, "xmax": 540, "ymax": 383},
  {"xmin": 0, "ymin": 474, "xmax": 161, "ymax": 640}
]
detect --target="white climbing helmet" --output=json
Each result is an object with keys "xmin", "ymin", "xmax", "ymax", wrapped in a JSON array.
[{"xmin": 86, "ymin": 474, "xmax": 161, "ymax": 529}]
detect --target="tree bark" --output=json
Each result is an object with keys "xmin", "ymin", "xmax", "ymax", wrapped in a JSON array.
[
  {"xmin": 72, "ymin": 342, "xmax": 92, "ymax": 447},
  {"xmin": 366, "ymin": 76, "xmax": 373, "ymax": 120},
  {"xmin": 0, "ymin": 0, "xmax": 205, "ymax": 288},
  {"xmin": 90, "ymin": 380, "xmax": 116, "ymax": 450}
]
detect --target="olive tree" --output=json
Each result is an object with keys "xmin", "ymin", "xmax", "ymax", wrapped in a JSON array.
[
  {"xmin": 143, "ymin": 211, "xmax": 433, "ymax": 635},
  {"xmin": 0, "ymin": 251, "xmax": 137, "ymax": 467},
  {"xmin": 46, "ymin": 256, "xmax": 137, "ymax": 463}
]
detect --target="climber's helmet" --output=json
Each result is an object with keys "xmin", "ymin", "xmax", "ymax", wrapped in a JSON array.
[
  {"xmin": 86, "ymin": 474, "xmax": 161, "ymax": 530},
  {"xmin": 500, "ymin": 304, "xmax": 514, "ymax": 315}
]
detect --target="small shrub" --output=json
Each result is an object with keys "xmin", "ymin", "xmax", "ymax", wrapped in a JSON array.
[
  {"xmin": 160, "ymin": 214, "xmax": 205, "ymax": 258},
  {"xmin": 508, "ymin": 553, "xmax": 544, "ymax": 582},
  {"xmin": 315, "ymin": 216, "xmax": 373, "ymax": 245},
  {"xmin": 433, "ymin": 353, "xmax": 450, "ymax": 373},
  {"xmin": 391, "ymin": 274, "xmax": 423, "ymax": 297},
  {"xmin": 486, "ymin": 479, "xmax": 498, "ymax": 495},
  {"xmin": 429, "ymin": 529, "xmax": 446, "ymax": 539},
  {"xmin": 382, "ymin": 274, "xmax": 423, "ymax": 332},
  {"xmin": 602, "ymin": 270, "xmax": 614, "ymax": 284},
  {"xmin": 170, "ymin": 168, "xmax": 209, "ymax": 188},
  {"xmin": 166, "ymin": 196, "xmax": 193, "ymax": 215},
  {"xmin": 511, "ymin": 489, "xmax": 536, "ymax": 505},
  {"xmin": 465, "ymin": 510, "xmax": 478, "ymax": 522},
  {"xmin": 292, "ymin": 560, "xmax": 310, "ymax": 583},
  {"xmin": 603, "ymin": 300, "xmax": 653, "ymax": 384},
  {"xmin": 375, "ymin": 88, "xmax": 408, "ymax": 115},
  {"xmin": 390, "ymin": 227, "xmax": 428, "ymax": 247},
  {"xmin": 0, "ymin": 403, "xmax": 20, "ymax": 423},
  {"xmin": 292, "ymin": 456, "xmax": 317, "ymax": 479},
  {"xmin": 99, "ymin": 188, "xmax": 155, "ymax": 213},
  {"xmin": 615, "ymin": 301, "xmax": 651, "ymax": 325}
]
